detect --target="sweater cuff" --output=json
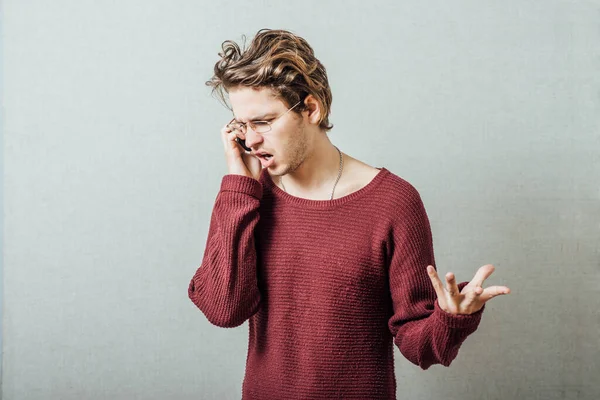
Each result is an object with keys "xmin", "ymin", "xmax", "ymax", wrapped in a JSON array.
[
  {"xmin": 220, "ymin": 174, "xmax": 263, "ymax": 199},
  {"xmin": 432, "ymin": 281, "xmax": 485, "ymax": 329}
]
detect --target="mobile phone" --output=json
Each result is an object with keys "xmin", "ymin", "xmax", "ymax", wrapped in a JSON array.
[{"xmin": 235, "ymin": 137, "xmax": 252, "ymax": 152}]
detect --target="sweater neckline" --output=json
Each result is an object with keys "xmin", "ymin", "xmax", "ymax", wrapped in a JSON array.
[{"xmin": 261, "ymin": 167, "xmax": 390, "ymax": 209}]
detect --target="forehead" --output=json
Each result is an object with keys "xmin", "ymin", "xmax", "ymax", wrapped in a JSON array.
[{"xmin": 228, "ymin": 86, "xmax": 285, "ymax": 121}]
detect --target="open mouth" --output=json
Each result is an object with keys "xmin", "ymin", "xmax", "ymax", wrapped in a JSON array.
[{"xmin": 257, "ymin": 153, "xmax": 274, "ymax": 167}]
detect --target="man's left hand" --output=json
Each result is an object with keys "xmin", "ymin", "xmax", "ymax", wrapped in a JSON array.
[{"xmin": 426, "ymin": 264, "xmax": 511, "ymax": 315}]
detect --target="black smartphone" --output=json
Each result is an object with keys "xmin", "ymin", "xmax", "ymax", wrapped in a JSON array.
[{"xmin": 235, "ymin": 137, "xmax": 252, "ymax": 152}]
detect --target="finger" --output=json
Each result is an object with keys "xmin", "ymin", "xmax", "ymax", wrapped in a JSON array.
[
  {"xmin": 426, "ymin": 265, "xmax": 446, "ymax": 299},
  {"xmin": 221, "ymin": 122, "xmax": 233, "ymax": 134},
  {"xmin": 470, "ymin": 264, "xmax": 496, "ymax": 288},
  {"xmin": 225, "ymin": 132, "xmax": 240, "ymax": 151},
  {"xmin": 478, "ymin": 286, "xmax": 511, "ymax": 302},
  {"xmin": 221, "ymin": 124, "xmax": 243, "ymax": 141},
  {"xmin": 220, "ymin": 125, "xmax": 233, "ymax": 149},
  {"xmin": 445, "ymin": 272, "xmax": 460, "ymax": 297},
  {"xmin": 467, "ymin": 286, "xmax": 484, "ymax": 303}
]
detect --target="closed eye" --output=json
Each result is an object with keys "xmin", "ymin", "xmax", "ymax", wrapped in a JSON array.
[{"xmin": 250, "ymin": 121, "xmax": 271, "ymax": 128}]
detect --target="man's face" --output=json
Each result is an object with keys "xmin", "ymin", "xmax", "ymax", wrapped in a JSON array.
[{"xmin": 228, "ymin": 86, "xmax": 309, "ymax": 176}]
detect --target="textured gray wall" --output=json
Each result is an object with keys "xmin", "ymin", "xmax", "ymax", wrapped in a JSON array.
[
  {"xmin": 0, "ymin": 0, "xmax": 4, "ymax": 393},
  {"xmin": 2, "ymin": 1, "xmax": 599, "ymax": 399}
]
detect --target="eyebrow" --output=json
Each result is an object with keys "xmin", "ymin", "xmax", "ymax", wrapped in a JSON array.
[{"xmin": 233, "ymin": 113, "xmax": 276, "ymax": 123}]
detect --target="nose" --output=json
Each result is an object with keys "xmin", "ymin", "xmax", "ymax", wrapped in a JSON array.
[{"xmin": 243, "ymin": 128, "xmax": 264, "ymax": 150}]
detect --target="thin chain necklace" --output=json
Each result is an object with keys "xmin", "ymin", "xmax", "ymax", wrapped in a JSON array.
[{"xmin": 280, "ymin": 145, "xmax": 344, "ymax": 200}]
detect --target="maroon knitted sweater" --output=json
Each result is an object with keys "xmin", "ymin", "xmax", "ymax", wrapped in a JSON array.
[{"xmin": 188, "ymin": 167, "xmax": 485, "ymax": 399}]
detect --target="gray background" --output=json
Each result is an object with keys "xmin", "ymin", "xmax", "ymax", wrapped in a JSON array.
[{"xmin": 2, "ymin": 0, "xmax": 599, "ymax": 399}]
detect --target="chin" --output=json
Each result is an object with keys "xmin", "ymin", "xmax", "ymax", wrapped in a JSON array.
[
  {"xmin": 271, "ymin": 166, "xmax": 285, "ymax": 176},
  {"xmin": 269, "ymin": 164, "xmax": 289, "ymax": 177}
]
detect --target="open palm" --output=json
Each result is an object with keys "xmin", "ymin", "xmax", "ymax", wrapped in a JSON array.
[{"xmin": 426, "ymin": 264, "xmax": 511, "ymax": 315}]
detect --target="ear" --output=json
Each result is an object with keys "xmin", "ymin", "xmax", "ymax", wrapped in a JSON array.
[{"xmin": 302, "ymin": 94, "xmax": 322, "ymax": 126}]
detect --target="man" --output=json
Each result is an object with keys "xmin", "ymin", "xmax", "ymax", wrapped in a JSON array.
[{"xmin": 188, "ymin": 28, "xmax": 510, "ymax": 399}]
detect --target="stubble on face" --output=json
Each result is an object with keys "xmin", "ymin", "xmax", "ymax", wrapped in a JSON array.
[{"xmin": 272, "ymin": 116, "xmax": 309, "ymax": 177}]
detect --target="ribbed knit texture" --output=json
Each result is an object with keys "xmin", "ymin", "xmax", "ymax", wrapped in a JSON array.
[{"xmin": 188, "ymin": 167, "xmax": 485, "ymax": 399}]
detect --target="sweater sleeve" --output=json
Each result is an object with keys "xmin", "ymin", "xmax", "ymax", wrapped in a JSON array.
[
  {"xmin": 188, "ymin": 174, "xmax": 263, "ymax": 328},
  {"xmin": 387, "ymin": 184, "xmax": 485, "ymax": 370}
]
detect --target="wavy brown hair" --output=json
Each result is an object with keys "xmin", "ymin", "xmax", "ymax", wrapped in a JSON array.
[{"xmin": 206, "ymin": 28, "xmax": 334, "ymax": 132}]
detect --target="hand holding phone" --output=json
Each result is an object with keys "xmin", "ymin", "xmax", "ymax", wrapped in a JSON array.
[
  {"xmin": 220, "ymin": 123, "xmax": 261, "ymax": 180},
  {"xmin": 235, "ymin": 137, "xmax": 252, "ymax": 152}
]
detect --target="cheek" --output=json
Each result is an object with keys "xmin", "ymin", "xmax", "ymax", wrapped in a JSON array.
[
  {"xmin": 272, "ymin": 121, "xmax": 304, "ymax": 154},
  {"xmin": 271, "ymin": 133, "xmax": 291, "ymax": 150}
]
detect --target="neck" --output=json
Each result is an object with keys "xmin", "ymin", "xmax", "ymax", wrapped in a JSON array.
[{"xmin": 280, "ymin": 135, "xmax": 342, "ymax": 195}]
